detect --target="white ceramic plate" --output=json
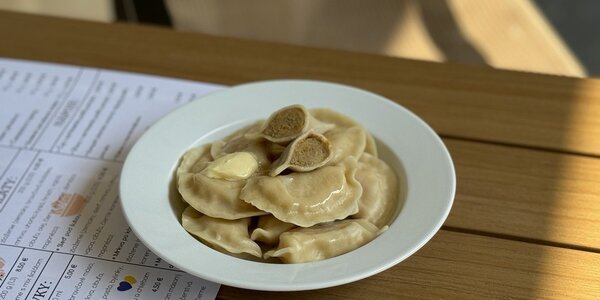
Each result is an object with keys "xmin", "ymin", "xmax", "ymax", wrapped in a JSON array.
[{"xmin": 120, "ymin": 80, "xmax": 455, "ymax": 291}]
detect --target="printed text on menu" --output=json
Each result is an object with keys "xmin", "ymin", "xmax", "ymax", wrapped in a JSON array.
[{"xmin": 0, "ymin": 58, "xmax": 223, "ymax": 300}]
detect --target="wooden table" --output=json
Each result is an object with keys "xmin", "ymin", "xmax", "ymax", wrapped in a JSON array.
[{"xmin": 2, "ymin": 10, "xmax": 599, "ymax": 299}]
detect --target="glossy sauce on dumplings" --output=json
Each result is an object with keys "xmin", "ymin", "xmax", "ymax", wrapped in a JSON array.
[{"xmin": 177, "ymin": 105, "xmax": 399, "ymax": 263}]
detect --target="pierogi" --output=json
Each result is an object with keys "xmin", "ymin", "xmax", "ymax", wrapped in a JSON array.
[
  {"xmin": 177, "ymin": 104, "xmax": 399, "ymax": 263},
  {"xmin": 264, "ymin": 219, "xmax": 381, "ymax": 263},
  {"xmin": 241, "ymin": 157, "xmax": 362, "ymax": 227}
]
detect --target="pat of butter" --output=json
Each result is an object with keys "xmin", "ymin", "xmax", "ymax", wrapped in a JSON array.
[{"xmin": 202, "ymin": 152, "xmax": 258, "ymax": 180}]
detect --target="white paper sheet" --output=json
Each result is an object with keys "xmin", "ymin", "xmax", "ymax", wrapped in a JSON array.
[{"xmin": 0, "ymin": 58, "xmax": 225, "ymax": 300}]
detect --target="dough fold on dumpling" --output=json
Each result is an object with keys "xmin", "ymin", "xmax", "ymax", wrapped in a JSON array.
[
  {"xmin": 178, "ymin": 173, "xmax": 267, "ymax": 219},
  {"xmin": 212, "ymin": 120, "xmax": 263, "ymax": 151},
  {"xmin": 264, "ymin": 219, "xmax": 380, "ymax": 263},
  {"xmin": 310, "ymin": 108, "xmax": 377, "ymax": 157},
  {"xmin": 240, "ymin": 157, "xmax": 362, "ymax": 227},
  {"xmin": 176, "ymin": 144, "xmax": 213, "ymax": 177},
  {"xmin": 250, "ymin": 215, "xmax": 297, "ymax": 245},
  {"xmin": 324, "ymin": 126, "xmax": 367, "ymax": 165},
  {"xmin": 352, "ymin": 153, "xmax": 398, "ymax": 227},
  {"xmin": 182, "ymin": 207, "xmax": 261, "ymax": 258}
]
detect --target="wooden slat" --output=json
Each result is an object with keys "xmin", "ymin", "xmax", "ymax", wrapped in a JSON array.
[
  {"xmin": 217, "ymin": 231, "xmax": 600, "ymax": 299},
  {"xmin": 1, "ymin": 11, "xmax": 599, "ymax": 155},
  {"xmin": 445, "ymin": 139, "xmax": 600, "ymax": 250}
]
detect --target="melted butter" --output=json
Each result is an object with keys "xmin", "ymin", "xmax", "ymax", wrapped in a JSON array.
[{"xmin": 202, "ymin": 152, "xmax": 258, "ymax": 180}]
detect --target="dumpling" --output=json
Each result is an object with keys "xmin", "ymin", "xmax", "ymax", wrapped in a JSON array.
[
  {"xmin": 352, "ymin": 153, "xmax": 398, "ymax": 227},
  {"xmin": 266, "ymin": 142, "xmax": 286, "ymax": 160},
  {"xmin": 310, "ymin": 108, "xmax": 377, "ymax": 157},
  {"xmin": 181, "ymin": 206, "xmax": 261, "ymax": 257},
  {"xmin": 213, "ymin": 120, "xmax": 264, "ymax": 148},
  {"xmin": 264, "ymin": 219, "xmax": 380, "ymax": 263},
  {"xmin": 240, "ymin": 157, "xmax": 362, "ymax": 227},
  {"xmin": 250, "ymin": 215, "xmax": 297, "ymax": 245},
  {"xmin": 324, "ymin": 126, "xmax": 367, "ymax": 165},
  {"xmin": 176, "ymin": 144, "xmax": 212, "ymax": 177},
  {"xmin": 247, "ymin": 104, "xmax": 334, "ymax": 144},
  {"xmin": 270, "ymin": 131, "xmax": 332, "ymax": 176},
  {"xmin": 178, "ymin": 173, "xmax": 267, "ymax": 219}
]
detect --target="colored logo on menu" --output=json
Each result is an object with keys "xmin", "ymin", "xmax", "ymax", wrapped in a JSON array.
[
  {"xmin": 0, "ymin": 257, "xmax": 5, "ymax": 280},
  {"xmin": 51, "ymin": 193, "xmax": 87, "ymax": 217},
  {"xmin": 117, "ymin": 275, "xmax": 137, "ymax": 292}
]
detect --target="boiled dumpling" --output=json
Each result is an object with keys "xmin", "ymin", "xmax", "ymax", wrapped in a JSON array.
[
  {"xmin": 310, "ymin": 108, "xmax": 377, "ymax": 157},
  {"xmin": 240, "ymin": 157, "xmax": 362, "ymax": 227},
  {"xmin": 247, "ymin": 104, "xmax": 334, "ymax": 143},
  {"xmin": 264, "ymin": 219, "xmax": 380, "ymax": 263},
  {"xmin": 178, "ymin": 173, "xmax": 267, "ymax": 219},
  {"xmin": 176, "ymin": 144, "xmax": 213, "ymax": 177},
  {"xmin": 182, "ymin": 206, "xmax": 261, "ymax": 257},
  {"xmin": 270, "ymin": 130, "xmax": 333, "ymax": 176},
  {"xmin": 324, "ymin": 126, "xmax": 367, "ymax": 165},
  {"xmin": 352, "ymin": 153, "xmax": 398, "ymax": 227},
  {"xmin": 250, "ymin": 215, "xmax": 297, "ymax": 245},
  {"xmin": 266, "ymin": 142, "xmax": 286, "ymax": 159},
  {"xmin": 212, "ymin": 120, "xmax": 263, "ymax": 149}
]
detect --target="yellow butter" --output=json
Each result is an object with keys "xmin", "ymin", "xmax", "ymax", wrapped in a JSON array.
[{"xmin": 202, "ymin": 152, "xmax": 258, "ymax": 180}]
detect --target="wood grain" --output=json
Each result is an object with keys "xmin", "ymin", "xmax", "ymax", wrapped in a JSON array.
[
  {"xmin": 1, "ymin": 11, "xmax": 599, "ymax": 155},
  {"xmin": 445, "ymin": 139, "xmax": 600, "ymax": 250},
  {"xmin": 217, "ymin": 231, "xmax": 600, "ymax": 299}
]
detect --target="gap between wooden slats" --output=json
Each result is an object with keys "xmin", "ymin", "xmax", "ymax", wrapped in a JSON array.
[{"xmin": 442, "ymin": 138, "xmax": 600, "ymax": 251}]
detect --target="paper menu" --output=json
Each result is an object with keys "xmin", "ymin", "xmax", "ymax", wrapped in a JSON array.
[{"xmin": 0, "ymin": 58, "xmax": 224, "ymax": 300}]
